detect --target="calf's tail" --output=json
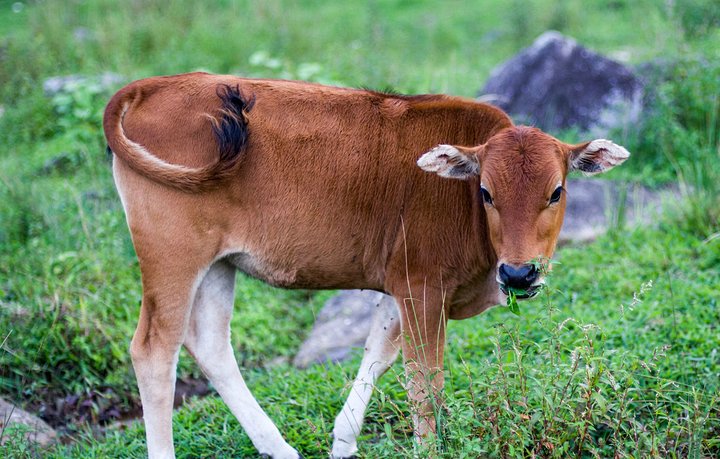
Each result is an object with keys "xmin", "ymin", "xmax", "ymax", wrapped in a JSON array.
[{"xmin": 103, "ymin": 83, "xmax": 254, "ymax": 193}]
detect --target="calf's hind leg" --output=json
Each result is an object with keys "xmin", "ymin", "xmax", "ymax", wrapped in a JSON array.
[
  {"xmin": 130, "ymin": 255, "xmax": 207, "ymax": 459},
  {"xmin": 331, "ymin": 295, "xmax": 402, "ymax": 459},
  {"xmin": 183, "ymin": 259, "xmax": 300, "ymax": 459}
]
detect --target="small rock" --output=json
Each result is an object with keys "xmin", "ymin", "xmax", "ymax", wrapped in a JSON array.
[
  {"xmin": 0, "ymin": 397, "xmax": 57, "ymax": 447},
  {"xmin": 265, "ymin": 355, "xmax": 290, "ymax": 369},
  {"xmin": 42, "ymin": 72, "xmax": 124, "ymax": 97},
  {"xmin": 73, "ymin": 27, "xmax": 92, "ymax": 43},
  {"xmin": 0, "ymin": 301, "xmax": 29, "ymax": 318},
  {"xmin": 293, "ymin": 290, "xmax": 384, "ymax": 368},
  {"xmin": 480, "ymin": 31, "xmax": 644, "ymax": 137},
  {"xmin": 40, "ymin": 152, "xmax": 74, "ymax": 175},
  {"xmin": 173, "ymin": 378, "xmax": 210, "ymax": 408},
  {"xmin": 81, "ymin": 190, "xmax": 104, "ymax": 201}
]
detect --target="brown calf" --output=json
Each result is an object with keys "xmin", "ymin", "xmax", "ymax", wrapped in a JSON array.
[{"xmin": 103, "ymin": 72, "xmax": 629, "ymax": 459}]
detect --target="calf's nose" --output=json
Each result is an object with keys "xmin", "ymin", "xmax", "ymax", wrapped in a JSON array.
[{"xmin": 498, "ymin": 263, "xmax": 538, "ymax": 290}]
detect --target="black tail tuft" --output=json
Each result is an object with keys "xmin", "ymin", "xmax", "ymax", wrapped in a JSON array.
[{"xmin": 212, "ymin": 85, "xmax": 256, "ymax": 163}]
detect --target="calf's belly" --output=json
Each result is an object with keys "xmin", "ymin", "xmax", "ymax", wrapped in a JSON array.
[{"xmin": 224, "ymin": 249, "xmax": 379, "ymax": 291}]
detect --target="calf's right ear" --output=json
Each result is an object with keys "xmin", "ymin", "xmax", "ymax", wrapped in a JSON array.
[{"xmin": 417, "ymin": 144, "xmax": 482, "ymax": 180}]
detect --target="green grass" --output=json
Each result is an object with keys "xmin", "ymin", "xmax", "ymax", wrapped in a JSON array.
[
  {"xmin": 0, "ymin": 0, "xmax": 718, "ymax": 457},
  {"xmin": 38, "ymin": 223, "xmax": 720, "ymax": 458}
]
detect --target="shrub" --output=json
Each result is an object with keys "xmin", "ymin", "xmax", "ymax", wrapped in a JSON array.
[
  {"xmin": 624, "ymin": 58, "xmax": 720, "ymax": 235},
  {"xmin": 674, "ymin": 0, "xmax": 720, "ymax": 39}
]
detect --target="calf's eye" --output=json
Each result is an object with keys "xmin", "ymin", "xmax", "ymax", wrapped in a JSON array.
[
  {"xmin": 480, "ymin": 186, "xmax": 493, "ymax": 206},
  {"xmin": 549, "ymin": 186, "xmax": 563, "ymax": 204}
]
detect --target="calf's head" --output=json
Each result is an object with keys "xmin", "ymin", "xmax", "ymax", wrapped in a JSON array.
[{"xmin": 418, "ymin": 126, "xmax": 629, "ymax": 299}]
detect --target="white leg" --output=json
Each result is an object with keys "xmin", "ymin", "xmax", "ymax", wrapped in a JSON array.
[
  {"xmin": 132, "ymin": 337, "xmax": 182, "ymax": 459},
  {"xmin": 331, "ymin": 295, "xmax": 402, "ymax": 459},
  {"xmin": 184, "ymin": 260, "xmax": 300, "ymax": 459},
  {"xmin": 131, "ymin": 262, "xmax": 202, "ymax": 459}
]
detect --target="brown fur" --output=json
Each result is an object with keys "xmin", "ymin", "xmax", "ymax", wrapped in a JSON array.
[{"xmin": 104, "ymin": 72, "xmax": 627, "ymax": 457}]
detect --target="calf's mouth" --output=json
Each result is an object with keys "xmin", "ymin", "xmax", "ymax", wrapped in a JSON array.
[{"xmin": 498, "ymin": 282, "xmax": 543, "ymax": 299}]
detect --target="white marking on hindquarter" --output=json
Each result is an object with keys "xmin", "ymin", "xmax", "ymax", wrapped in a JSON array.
[{"xmin": 112, "ymin": 159, "xmax": 132, "ymax": 225}]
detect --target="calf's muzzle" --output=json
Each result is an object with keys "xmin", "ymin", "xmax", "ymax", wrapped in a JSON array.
[{"xmin": 498, "ymin": 263, "xmax": 540, "ymax": 298}]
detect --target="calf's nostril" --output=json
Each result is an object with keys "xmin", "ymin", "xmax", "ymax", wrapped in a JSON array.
[
  {"xmin": 498, "ymin": 263, "xmax": 512, "ymax": 285},
  {"xmin": 498, "ymin": 263, "xmax": 537, "ymax": 289},
  {"xmin": 525, "ymin": 265, "xmax": 538, "ymax": 283}
]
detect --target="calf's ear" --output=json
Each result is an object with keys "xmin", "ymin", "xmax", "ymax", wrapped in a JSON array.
[
  {"xmin": 568, "ymin": 139, "xmax": 630, "ymax": 175},
  {"xmin": 417, "ymin": 144, "xmax": 482, "ymax": 180}
]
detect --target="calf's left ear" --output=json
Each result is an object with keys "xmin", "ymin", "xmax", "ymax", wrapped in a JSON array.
[
  {"xmin": 568, "ymin": 139, "xmax": 630, "ymax": 175},
  {"xmin": 417, "ymin": 144, "xmax": 482, "ymax": 180}
]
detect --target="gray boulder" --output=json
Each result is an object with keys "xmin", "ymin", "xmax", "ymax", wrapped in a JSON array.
[
  {"xmin": 293, "ymin": 290, "xmax": 384, "ymax": 368},
  {"xmin": 0, "ymin": 397, "xmax": 57, "ymax": 446},
  {"xmin": 480, "ymin": 31, "xmax": 643, "ymax": 136}
]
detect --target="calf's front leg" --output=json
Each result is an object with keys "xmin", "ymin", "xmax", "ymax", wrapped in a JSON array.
[
  {"xmin": 396, "ymin": 283, "xmax": 448, "ymax": 439},
  {"xmin": 331, "ymin": 295, "xmax": 402, "ymax": 459}
]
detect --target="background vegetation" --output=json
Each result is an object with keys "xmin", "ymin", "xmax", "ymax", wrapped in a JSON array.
[{"xmin": 0, "ymin": 0, "xmax": 718, "ymax": 457}]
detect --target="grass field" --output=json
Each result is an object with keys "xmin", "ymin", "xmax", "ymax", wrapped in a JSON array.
[{"xmin": 0, "ymin": 0, "xmax": 719, "ymax": 458}]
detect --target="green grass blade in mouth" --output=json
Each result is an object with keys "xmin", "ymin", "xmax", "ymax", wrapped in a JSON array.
[
  {"xmin": 508, "ymin": 287, "xmax": 530, "ymax": 296},
  {"xmin": 506, "ymin": 290, "xmax": 521, "ymax": 315}
]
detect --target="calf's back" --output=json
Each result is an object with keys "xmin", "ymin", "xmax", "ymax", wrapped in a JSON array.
[{"xmin": 104, "ymin": 73, "xmax": 510, "ymax": 292}]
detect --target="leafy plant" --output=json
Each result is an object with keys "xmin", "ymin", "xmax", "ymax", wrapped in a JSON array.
[
  {"xmin": 50, "ymin": 80, "xmax": 109, "ymax": 143},
  {"xmin": 248, "ymin": 50, "xmax": 345, "ymax": 86},
  {"xmin": 673, "ymin": 0, "xmax": 720, "ymax": 39}
]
